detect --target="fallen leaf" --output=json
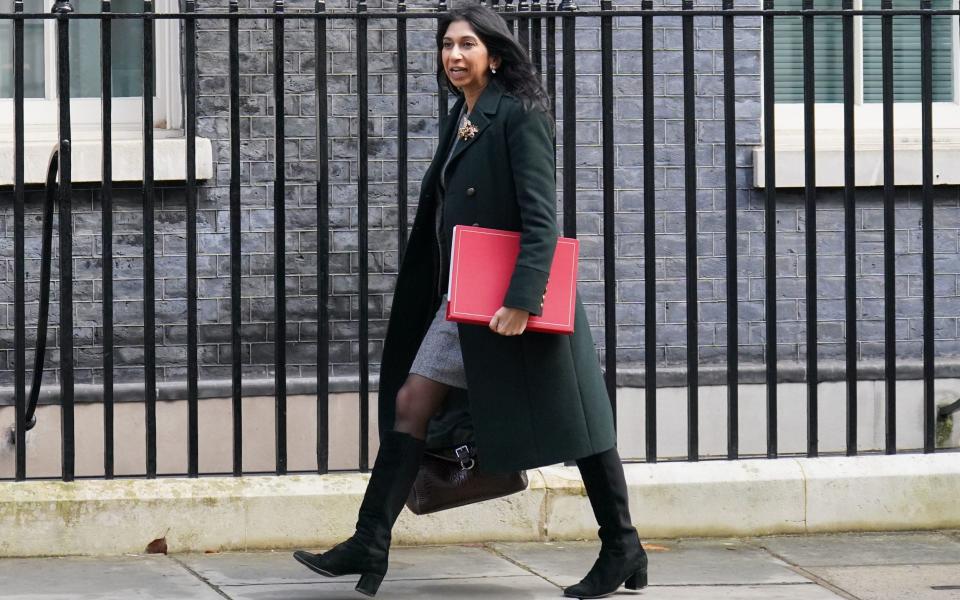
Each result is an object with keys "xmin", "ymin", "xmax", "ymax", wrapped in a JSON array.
[{"xmin": 145, "ymin": 537, "xmax": 168, "ymax": 555}]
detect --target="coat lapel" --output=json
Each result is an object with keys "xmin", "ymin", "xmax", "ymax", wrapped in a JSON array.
[
  {"xmin": 421, "ymin": 98, "xmax": 464, "ymax": 193},
  {"xmin": 421, "ymin": 96, "xmax": 466, "ymax": 190},
  {"xmin": 435, "ymin": 98, "xmax": 464, "ymax": 162},
  {"xmin": 445, "ymin": 82, "xmax": 504, "ymax": 170},
  {"xmin": 447, "ymin": 109, "xmax": 490, "ymax": 165}
]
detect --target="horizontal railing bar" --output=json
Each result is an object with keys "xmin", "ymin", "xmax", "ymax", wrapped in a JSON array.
[
  {"xmin": 5, "ymin": 447, "xmax": 960, "ymax": 483},
  {"xmin": 10, "ymin": 356, "xmax": 960, "ymax": 407},
  {"xmin": 2, "ymin": 8, "xmax": 959, "ymax": 20},
  {"xmin": 0, "ymin": 468, "xmax": 379, "ymax": 482}
]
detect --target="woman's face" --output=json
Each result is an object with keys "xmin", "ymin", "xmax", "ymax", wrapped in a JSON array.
[{"xmin": 441, "ymin": 20, "xmax": 497, "ymax": 95}]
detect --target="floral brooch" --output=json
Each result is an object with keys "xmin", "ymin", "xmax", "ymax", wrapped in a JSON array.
[{"xmin": 458, "ymin": 118, "xmax": 479, "ymax": 141}]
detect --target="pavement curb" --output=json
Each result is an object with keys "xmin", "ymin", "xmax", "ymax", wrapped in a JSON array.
[{"xmin": 0, "ymin": 454, "xmax": 958, "ymax": 557}]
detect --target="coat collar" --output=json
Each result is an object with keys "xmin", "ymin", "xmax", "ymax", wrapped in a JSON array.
[{"xmin": 471, "ymin": 79, "xmax": 505, "ymax": 117}]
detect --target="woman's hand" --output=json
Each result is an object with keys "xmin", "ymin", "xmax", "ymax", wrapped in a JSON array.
[{"xmin": 489, "ymin": 306, "xmax": 530, "ymax": 336}]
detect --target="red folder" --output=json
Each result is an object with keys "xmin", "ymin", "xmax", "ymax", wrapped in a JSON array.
[{"xmin": 446, "ymin": 225, "xmax": 579, "ymax": 335}]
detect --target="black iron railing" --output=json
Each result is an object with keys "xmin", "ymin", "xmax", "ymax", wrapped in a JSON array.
[{"xmin": 1, "ymin": 1, "xmax": 955, "ymax": 482}]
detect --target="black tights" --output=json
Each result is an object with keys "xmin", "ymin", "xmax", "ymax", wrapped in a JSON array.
[{"xmin": 392, "ymin": 374, "xmax": 451, "ymax": 441}]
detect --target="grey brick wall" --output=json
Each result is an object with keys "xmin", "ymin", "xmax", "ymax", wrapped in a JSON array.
[{"xmin": 2, "ymin": 0, "xmax": 959, "ymax": 393}]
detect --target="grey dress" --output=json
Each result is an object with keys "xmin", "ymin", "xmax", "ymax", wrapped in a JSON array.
[{"xmin": 408, "ymin": 108, "xmax": 470, "ymax": 390}]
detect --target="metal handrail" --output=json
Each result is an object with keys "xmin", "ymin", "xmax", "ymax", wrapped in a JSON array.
[{"xmin": 21, "ymin": 151, "xmax": 59, "ymax": 432}]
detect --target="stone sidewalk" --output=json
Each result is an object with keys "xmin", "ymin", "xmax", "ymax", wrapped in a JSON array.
[{"xmin": 1, "ymin": 532, "xmax": 959, "ymax": 599}]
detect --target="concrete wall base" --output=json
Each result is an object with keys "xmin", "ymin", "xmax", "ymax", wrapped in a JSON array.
[{"xmin": 1, "ymin": 454, "xmax": 957, "ymax": 557}]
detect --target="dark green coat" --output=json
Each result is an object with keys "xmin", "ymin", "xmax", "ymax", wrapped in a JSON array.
[{"xmin": 378, "ymin": 82, "xmax": 616, "ymax": 473}]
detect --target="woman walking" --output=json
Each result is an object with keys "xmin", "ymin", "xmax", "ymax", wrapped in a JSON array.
[{"xmin": 293, "ymin": 4, "xmax": 647, "ymax": 598}]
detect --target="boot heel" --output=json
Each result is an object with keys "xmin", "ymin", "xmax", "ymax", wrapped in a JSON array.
[
  {"xmin": 355, "ymin": 573, "xmax": 384, "ymax": 597},
  {"xmin": 624, "ymin": 570, "xmax": 647, "ymax": 590}
]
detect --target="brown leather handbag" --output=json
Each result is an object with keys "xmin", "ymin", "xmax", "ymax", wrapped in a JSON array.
[{"xmin": 405, "ymin": 443, "xmax": 529, "ymax": 515}]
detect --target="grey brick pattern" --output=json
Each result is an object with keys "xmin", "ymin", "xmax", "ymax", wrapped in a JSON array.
[{"xmin": 1, "ymin": 0, "xmax": 959, "ymax": 392}]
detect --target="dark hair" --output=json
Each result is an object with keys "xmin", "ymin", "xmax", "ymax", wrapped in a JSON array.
[{"xmin": 436, "ymin": 4, "xmax": 551, "ymax": 115}]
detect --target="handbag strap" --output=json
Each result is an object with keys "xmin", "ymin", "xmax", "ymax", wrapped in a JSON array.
[{"xmin": 424, "ymin": 444, "xmax": 476, "ymax": 471}]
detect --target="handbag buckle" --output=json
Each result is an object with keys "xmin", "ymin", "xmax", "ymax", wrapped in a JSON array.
[{"xmin": 454, "ymin": 445, "xmax": 476, "ymax": 471}]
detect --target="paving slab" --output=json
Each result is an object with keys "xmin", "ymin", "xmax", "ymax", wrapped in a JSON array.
[
  {"xmin": 756, "ymin": 532, "xmax": 960, "ymax": 567},
  {"xmin": 217, "ymin": 575, "xmax": 560, "ymax": 600},
  {"xmin": 617, "ymin": 584, "xmax": 845, "ymax": 599},
  {"xmin": 489, "ymin": 539, "xmax": 808, "ymax": 587},
  {"xmin": 0, "ymin": 556, "xmax": 223, "ymax": 600},
  {"xmin": 807, "ymin": 565, "xmax": 960, "ymax": 600},
  {"xmin": 178, "ymin": 544, "xmax": 528, "ymax": 586}
]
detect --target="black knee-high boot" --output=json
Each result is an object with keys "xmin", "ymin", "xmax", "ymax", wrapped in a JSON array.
[
  {"xmin": 563, "ymin": 446, "xmax": 648, "ymax": 599},
  {"xmin": 293, "ymin": 430, "xmax": 425, "ymax": 597}
]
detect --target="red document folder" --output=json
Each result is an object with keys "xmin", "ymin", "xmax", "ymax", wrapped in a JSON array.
[{"xmin": 446, "ymin": 225, "xmax": 579, "ymax": 334}]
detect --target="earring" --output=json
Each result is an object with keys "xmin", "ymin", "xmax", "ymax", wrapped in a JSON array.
[{"xmin": 491, "ymin": 66, "xmax": 497, "ymax": 74}]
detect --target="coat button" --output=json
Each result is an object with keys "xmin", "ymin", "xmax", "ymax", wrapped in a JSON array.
[{"xmin": 466, "ymin": 187, "xmax": 476, "ymax": 196}]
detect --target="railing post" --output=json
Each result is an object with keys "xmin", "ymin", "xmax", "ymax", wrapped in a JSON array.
[
  {"xmin": 762, "ymin": 0, "xmax": 778, "ymax": 459},
  {"xmin": 184, "ymin": 0, "xmax": 199, "ymax": 478},
  {"xmin": 273, "ymin": 0, "xmax": 288, "ymax": 476},
  {"xmin": 397, "ymin": 0, "xmax": 409, "ymax": 263},
  {"xmin": 600, "ymin": 0, "xmax": 616, "ymax": 419},
  {"xmin": 356, "ymin": 0, "xmax": 371, "ymax": 472},
  {"xmin": 438, "ymin": 0, "xmax": 449, "ymax": 135},
  {"xmin": 228, "ymin": 0, "xmax": 244, "ymax": 477},
  {"xmin": 641, "ymin": 0, "xmax": 656, "ymax": 463},
  {"xmin": 559, "ymin": 0, "xmax": 576, "ymax": 240},
  {"xmin": 53, "ymin": 0, "xmax": 75, "ymax": 483},
  {"xmin": 682, "ymin": 0, "xmax": 698, "ymax": 462},
  {"xmin": 881, "ymin": 0, "xmax": 897, "ymax": 455},
  {"xmin": 142, "ymin": 0, "xmax": 157, "ymax": 479},
  {"xmin": 545, "ymin": 0, "xmax": 556, "ymax": 119},
  {"xmin": 517, "ymin": 0, "xmax": 529, "ymax": 51},
  {"xmin": 802, "ymin": 0, "xmax": 819, "ymax": 458},
  {"xmin": 920, "ymin": 0, "xmax": 936, "ymax": 454},
  {"xmin": 101, "ymin": 0, "xmax": 115, "ymax": 479},
  {"xmin": 842, "ymin": 0, "xmax": 858, "ymax": 457},
  {"xmin": 722, "ymin": 0, "xmax": 739, "ymax": 460},
  {"xmin": 557, "ymin": 0, "xmax": 577, "ymax": 470},
  {"xmin": 530, "ymin": 0, "xmax": 542, "ymax": 77},
  {"xmin": 13, "ymin": 0, "xmax": 27, "ymax": 481},
  {"xmin": 315, "ymin": 0, "xmax": 330, "ymax": 475}
]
